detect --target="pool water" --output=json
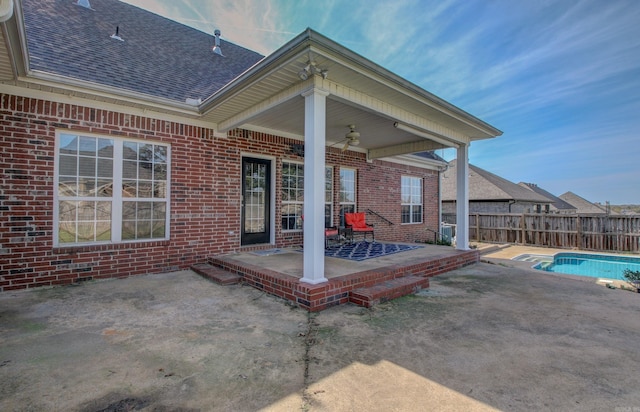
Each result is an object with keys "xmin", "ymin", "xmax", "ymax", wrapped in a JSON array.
[{"xmin": 530, "ymin": 253, "xmax": 640, "ymax": 280}]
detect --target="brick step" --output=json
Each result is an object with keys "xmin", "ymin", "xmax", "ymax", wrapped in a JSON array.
[
  {"xmin": 349, "ymin": 276, "xmax": 429, "ymax": 308},
  {"xmin": 191, "ymin": 263, "xmax": 241, "ymax": 286}
]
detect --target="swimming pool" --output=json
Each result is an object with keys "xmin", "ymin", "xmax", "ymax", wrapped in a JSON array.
[{"xmin": 529, "ymin": 252, "xmax": 640, "ymax": 280}]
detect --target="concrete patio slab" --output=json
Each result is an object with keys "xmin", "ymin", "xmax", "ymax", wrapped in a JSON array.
[
  {"xmin": 2, "ymin": 261, "xmax": 640, "ymax": 411},
  {"xmin": 229, "ymin": 243, "xmax": 464, "ymax": 279},
  {"xmin": 208, "ymin": 243, "xmax": 479, "ymax": 310}
]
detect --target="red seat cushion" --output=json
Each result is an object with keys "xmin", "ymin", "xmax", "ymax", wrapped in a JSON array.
[
  {"xmin": 352, "ymin": 227, "xmax": 373, "ymax": 232},
  {"xmin": 325, "ymin": 228, "xmax": 338, "ymax": 236},
  {"xmin": 345, "ymin": 212, "xmax": 369, "ymax": 229}
]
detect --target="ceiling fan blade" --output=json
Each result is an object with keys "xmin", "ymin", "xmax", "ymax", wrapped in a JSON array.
[{"xmin": 342, "ymin": 140, "xmax": 350, "ymax": 151}]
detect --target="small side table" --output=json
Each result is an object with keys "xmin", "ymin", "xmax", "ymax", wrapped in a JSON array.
[{"xmin": 340, "ymin": 226, "xmax": 353, "ymax": 244}]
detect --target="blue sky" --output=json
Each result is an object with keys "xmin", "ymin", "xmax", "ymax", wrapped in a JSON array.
[{"xmin": 123, "ymin": 0, "xmax": 640, "ymax": 205}]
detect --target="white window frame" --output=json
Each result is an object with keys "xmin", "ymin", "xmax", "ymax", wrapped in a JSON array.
[
  {"xmin": 325, "ymin": 166, "xmax": 333, "ymax": 227},
  {"xmin": 339, "ymin": 168, "xmax": 357, "ymax": 224},
  {"xmin": 281, "ymin": 161, "xmax": 304, "ymax": 232},
  {"xmin": 401, "ymin": 175, "xmax": 423, "ymax": 224},
  {"xmin": 54, "ymin": 131, "xmax": 171, "ymax": 246}
]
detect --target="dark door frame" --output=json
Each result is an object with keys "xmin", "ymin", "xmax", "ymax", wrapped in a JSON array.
[{"xmin": 241, "ymin": 156, "xmax": 272, "ymax": 246}]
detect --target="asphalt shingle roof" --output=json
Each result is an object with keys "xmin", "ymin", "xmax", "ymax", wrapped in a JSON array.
[
  {"xmin": 558, "ymin": 191, "xmax": 609, "ymax": 214},
  {"xmin": 442, "ymin": 159, "xmax": 551, "ymax": 203},
  {"xmin": 519, "ymin": 183, "xmax": 577, "ymax": 211},
  {"xmin": 22, "ymin": 0, "xmax": 264, "ymax": 103}
]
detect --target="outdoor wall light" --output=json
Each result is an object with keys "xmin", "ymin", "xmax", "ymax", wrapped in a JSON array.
[
  {"xmin": 298, "ymin": 61, "xmax": 328, "ymax": 80},
  {"xmin": 298, "ymin": 66, "xmax": 310, "ymax": 80}
]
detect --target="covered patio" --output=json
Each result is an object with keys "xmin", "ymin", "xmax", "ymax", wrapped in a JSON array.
[
  {"xmin": 204, "ymin": 29, "xmax": 502, "ymax": 286},
  {"xmin": 193, "ymin": 242, "xmax": 479, "ymax": 311}
]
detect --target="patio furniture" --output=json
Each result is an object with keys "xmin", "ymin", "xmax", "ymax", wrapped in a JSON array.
[
  {"xmin": 340, "ymin": 226, "xmax": 353, "ymax": 244},
  {"xmin": 344, "ymin": 212, "xmax": 375, "ymax": 242},
  {"xmin": 325, "ymin": 226, "xmax": 355, "ymax": 248},
  {"xmin": 325, "ymin": 226, "xmax": 340, "ymax": 248}
]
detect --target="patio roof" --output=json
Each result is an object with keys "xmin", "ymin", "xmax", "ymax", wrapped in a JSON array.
[{"xmin": 199, "ymin": 28, "xmax": 503, "ymax": 154}]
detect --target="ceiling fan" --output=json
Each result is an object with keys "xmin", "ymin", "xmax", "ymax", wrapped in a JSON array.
[{"xmin": 335, "ymin": 124, "xmax": 361, "ymax": 151}]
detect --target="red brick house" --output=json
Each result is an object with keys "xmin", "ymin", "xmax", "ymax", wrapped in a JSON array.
[{"xmin": 0, "ymin": 0, "xmax": 501, "ymax": 291}]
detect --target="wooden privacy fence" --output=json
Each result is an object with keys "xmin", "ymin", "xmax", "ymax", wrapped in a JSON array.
[{"xmin": 442, "ymin": 213, "xmax": 640, "ymax": 253}]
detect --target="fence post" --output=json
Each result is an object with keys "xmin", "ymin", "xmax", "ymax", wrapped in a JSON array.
[{"xmin": 576, "ymin": 215, "xmax": 581, "ymax": 250}]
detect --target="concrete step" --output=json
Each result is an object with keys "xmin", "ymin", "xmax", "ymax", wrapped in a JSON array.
[
  {"xmin": 349, "ymin": 275, "xmax": 430, "ymax": 308},
  {"xmin": 191, "ymin": 263, "xmax": 241, "ymax": 285}
]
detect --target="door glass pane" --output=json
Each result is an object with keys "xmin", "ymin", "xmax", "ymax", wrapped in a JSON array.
[{"xmin": 244, "ymin": 162, "xmax": 266, "ymax": 234}]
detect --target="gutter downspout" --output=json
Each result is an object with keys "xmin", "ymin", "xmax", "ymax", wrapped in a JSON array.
[{"xmin": 438, "ymin": 162, "xmax": 449, "ymax": 242}]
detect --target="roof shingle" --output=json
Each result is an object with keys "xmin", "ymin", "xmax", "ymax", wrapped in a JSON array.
[{"xmin": 22, "ymin": 0, "xmax": 264, "ymax": 103}]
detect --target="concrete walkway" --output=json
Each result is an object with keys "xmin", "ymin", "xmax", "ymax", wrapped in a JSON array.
[{"xmin": 1, "ymin": 260, "xmax": 640, "ymax": 411}]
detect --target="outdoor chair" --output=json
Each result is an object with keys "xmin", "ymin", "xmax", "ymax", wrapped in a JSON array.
[
  {"xmin": 325, "ymin": 226, "xmax": 354, "ymax": 248},
  {"xmin": 303, "ymin": 215, "xmax": 344, "ymax": 248},
  {"xmin": 325, "ymin": 226, "xmax": 340, "ymax": 248},
  {"xmin": 344, "ymin": 212, "xmax": 375, "ymax": 242}
]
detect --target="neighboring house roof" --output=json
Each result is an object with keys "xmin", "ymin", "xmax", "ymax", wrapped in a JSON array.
[
  {"xmin": 519, "ymin": 183, "xmax": 577, "ymax": 212},
  {"xmin": 558, "ymin": 192, "xmax": 609, "ymax": 214},
  {"xmin": 21, "ymin": 0, "xmax": 264, "ymax": 103},
  {"xmin": 442, "ymin": 160, "xmax": 552, "ymax": 203}
]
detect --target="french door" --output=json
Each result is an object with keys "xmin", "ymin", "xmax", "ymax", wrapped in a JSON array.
[{"xmin": 241, "ymin": 157, "xmax": 271, "ymax": 245}]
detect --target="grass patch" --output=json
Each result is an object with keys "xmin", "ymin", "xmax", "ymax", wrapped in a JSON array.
[
  {"xmin": 20, "ymin": 321, "xmax": 47, "ymax": 333},
  {"xmin": 363, "ymin": 295, "xmax": 452, "ymax": 330}
]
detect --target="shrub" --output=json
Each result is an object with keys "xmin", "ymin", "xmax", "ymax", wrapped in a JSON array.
[{"xmin": 623, "ymin": 269, "xmax": 640, "ymax": 290}]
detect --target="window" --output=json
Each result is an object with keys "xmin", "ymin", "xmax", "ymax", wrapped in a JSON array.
[
  {"xmin": 401, "ymin": 176, "xmax": 422, "ymax": 224},
  {"xmin": 325, "ymin": 166, "xmax": 333, "ymax": 227},
  {"xmin": 55, "ymin": 133, "xmax": 169, "ymax": 245},
  {"xmin": 281, "ymin": 163, "xmax": 334, "ymax": 231},
  {"xmin": 281, "ymin": 162, "xmax": 304, "ymax": 231},
  {"xmin": 339, "ymin": 168, "xmax": 356, "ymax": 225}
]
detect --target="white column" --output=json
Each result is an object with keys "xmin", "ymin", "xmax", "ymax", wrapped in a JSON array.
[
  {"xmin": 301, "ymin": 88, "xmax": 329, "ymax": 284},
  {"xmin": 456, "ymin": 144, "xmax": 470, "ymax": 250}
]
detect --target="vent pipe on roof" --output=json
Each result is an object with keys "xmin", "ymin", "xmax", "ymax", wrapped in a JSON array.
[
  {"xmin": 110, "ymin": 26, "xmax": 124, "ymax": 41},
  {"xmin": 212, "ymin": 29, "xmax": 224, "ymax": 56},
  {"xmin": 76, "ymin": 0, "xmax": 91, "ymax": 9}
]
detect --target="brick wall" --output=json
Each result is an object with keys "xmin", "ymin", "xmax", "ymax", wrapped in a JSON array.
[
  {"xmin": 326, "ymin": 149, "xmax": 440, "ymax": 243},
  {"xmin": 0, "ymin": 93, "xmax": 442, "ymax": 291}
]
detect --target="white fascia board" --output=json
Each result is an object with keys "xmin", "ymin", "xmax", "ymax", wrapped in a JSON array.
[
  {"xmin": 378, "ymin": 154, "xmax": 447, "ymax": 171},
  {"xmin": 21, "ymin": 71, "xmax": 201, "ymax": 115},
  {"xmin": 1, "ymin": 83, "xmax": 220, "ymax": 130}
]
